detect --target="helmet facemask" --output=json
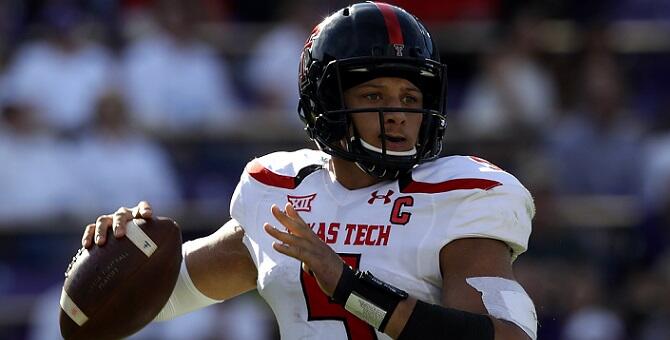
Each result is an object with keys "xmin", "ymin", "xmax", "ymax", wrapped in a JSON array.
[
  {"xmin": 302, "ymin": 56, "xmax": 447, "ymax": 179},
  {"xmin": 297, "ymin": 2, "xmax": 448, "ymax": 180}
]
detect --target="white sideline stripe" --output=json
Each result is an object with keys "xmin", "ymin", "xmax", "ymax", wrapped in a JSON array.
[
  {"xmin": 125, "ymin": 219, "xmax": 158, "ymax": 257},
  {"xmin": 60, "ymin": 289, "xmax": 89, "ymax": 326}
]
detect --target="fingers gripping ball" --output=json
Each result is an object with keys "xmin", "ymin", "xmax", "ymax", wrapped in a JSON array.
[{"xmin": 60, "ymin": 217, "xmax": 182, "ymax": 340}]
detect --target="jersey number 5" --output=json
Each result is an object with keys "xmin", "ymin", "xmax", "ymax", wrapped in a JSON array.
[{"xmin": 300, "ymin": 253, "xmax": 378, "ymax": 340}]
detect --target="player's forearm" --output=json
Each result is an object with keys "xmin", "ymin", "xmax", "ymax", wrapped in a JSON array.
[
  {"xmin": 331, "ymin": 264, "xmax": 535, "ymax": 339},
  {"xmin": 154, "ymin": 256, "xmax": 223, "ymax": 321},
  {"xmin": 385, "ymin": 297, "xmax": 531, "ymax": 340},
  {"xmin": 387, "ymin": 297, "xmax": 494, "ymax": 339},
  {"xmin": 383, "ymin": 296, "xmax": 416, "ymax": 338},
  {"xmin": 490, "ymin": 318, "xmax": 533, "ymax": 340},
  {"xmin": 154, "ymin": 221, "xmax": 259, "ymax": 321},
  {"xmin": 184, "ymin": 220, "xmax": 257, "ymax": 300}
]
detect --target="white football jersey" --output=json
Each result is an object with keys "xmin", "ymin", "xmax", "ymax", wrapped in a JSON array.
[{"xmin": 230, "ymin": 149, "xmax": 534, "ymax": 340}]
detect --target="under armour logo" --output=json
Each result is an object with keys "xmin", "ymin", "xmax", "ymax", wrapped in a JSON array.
[
  {"xmin": 393, "ymin": 44, "xmax": 404, "ymax": 56},
  {"xmin": 368, "ymin": 190, "xmax": 394, "ymax": 205},
  {"xmin": 143, "ymin": 240, "xmax": 151, "ymax": 249}
]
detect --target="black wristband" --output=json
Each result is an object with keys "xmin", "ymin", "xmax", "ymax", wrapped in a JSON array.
[
  {"xmin": 331, "ymin": 263, "xmax": 408, "ymax": 332},
  {"xmin": 398, "ymin": 300, "xmax": 494, "ymax": 340},
  {"xmin": 332, "ymin": 263, "xmax": 356, "ymax": 305}
]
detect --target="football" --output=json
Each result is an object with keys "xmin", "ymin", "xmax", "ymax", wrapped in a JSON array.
[{"xmin": 59, "ymin": 217, "xmax": 183, "ymax": 340}]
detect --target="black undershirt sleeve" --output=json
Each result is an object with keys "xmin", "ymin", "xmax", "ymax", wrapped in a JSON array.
[{"xmin": 397, "ymin": 300, "xmax": 495, "ymax": 340}]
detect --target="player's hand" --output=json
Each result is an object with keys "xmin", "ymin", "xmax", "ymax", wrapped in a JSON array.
[
  {"xmin": 264, "ymin": 203, "xmax": 344, "ymax": 297},
  {"xmin": 82, "ymin": 201, "xmax": 154, "ymax": 248}
]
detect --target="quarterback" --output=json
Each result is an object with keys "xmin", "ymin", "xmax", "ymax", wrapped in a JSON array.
[{"xmin": 84, "ymin": 2, "xmax": 537, "ymax": 339}]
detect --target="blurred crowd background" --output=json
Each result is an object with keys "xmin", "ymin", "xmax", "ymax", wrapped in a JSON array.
[{"xmin": 0, "ymin": 0, "xmax": 669, "ymax": 339}]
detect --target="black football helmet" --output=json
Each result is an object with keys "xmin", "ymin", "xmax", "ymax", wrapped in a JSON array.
[{"xmin": 298, "ymin": 1, "xmax": 447, "ymax": 179}]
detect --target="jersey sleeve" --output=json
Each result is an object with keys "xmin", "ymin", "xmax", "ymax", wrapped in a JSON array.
[
  {"xmin": 411, "ymin": 155, "xmax": 535, "ymax": 263},
  {"xmin": 229, "ymin": 149, "xmax": 327, "ymax": 274},
  {"xmin": 230, "ymin": 150, "xmax": 299, "ymax": 242},
  {"xmin": 417, "ymin": 182, "xmax": 534, "ymax": 286},
  {"xmin": 230, "ymin": 149, "xmax": 325, "ymax": 241},
  {"xmin": 440, "ymin": 184, "xmax": 534, "ymax": 261},
  {"xmin": 229, "ymin": 161, "xmax": 274, "ymax": 274},
  {"xmin": 229, "ymin": 169, "xmax": 249, "ymax": 232}
]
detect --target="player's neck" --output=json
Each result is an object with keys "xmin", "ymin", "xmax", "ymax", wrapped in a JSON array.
[{"xmin": 329, "ymin": 157, "xmax": 381, "ymax": 190}]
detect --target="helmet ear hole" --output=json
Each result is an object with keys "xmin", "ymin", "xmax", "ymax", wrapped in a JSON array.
[
  {"xmin": 314, "ymin": 114, "xmax": 348, "ymax": 143},
  {"xmin": 298, "ymin": 96, "xmax": 313, "ymax": 124}
]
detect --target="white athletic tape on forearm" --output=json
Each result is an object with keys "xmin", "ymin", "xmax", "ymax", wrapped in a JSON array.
[
  {"xmin": 125, "ymin": 219, "xmax": 158, "ymax": 257},
  {"xmin": 153, "ymin": 241, "xmax": 223, "ymax": 321},
  {"xmin": 60, "ymin": 288, "xmax": 89, "ymax": 326},
  {"xmin": 466, "ymin": 276, "xmax": 538, "ymax": 340}
]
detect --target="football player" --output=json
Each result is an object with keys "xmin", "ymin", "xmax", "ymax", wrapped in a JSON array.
[{"xmin": 82, "ymin": 2, "xmax": 537, "ymax": 339}]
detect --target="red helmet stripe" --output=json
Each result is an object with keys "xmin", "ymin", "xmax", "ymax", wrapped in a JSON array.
[{"xmin": 373, "ymin": 2, "xmax": 404, "ymax": 45}]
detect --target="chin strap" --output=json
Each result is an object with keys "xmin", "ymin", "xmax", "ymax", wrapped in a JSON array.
[
  {"xmin": 358, "ymin": 138, "xmax": 417, "ymax": 156},
  {"xmin": 349, "ymin": 136, "xmax": 416, "ymax": 179}
]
